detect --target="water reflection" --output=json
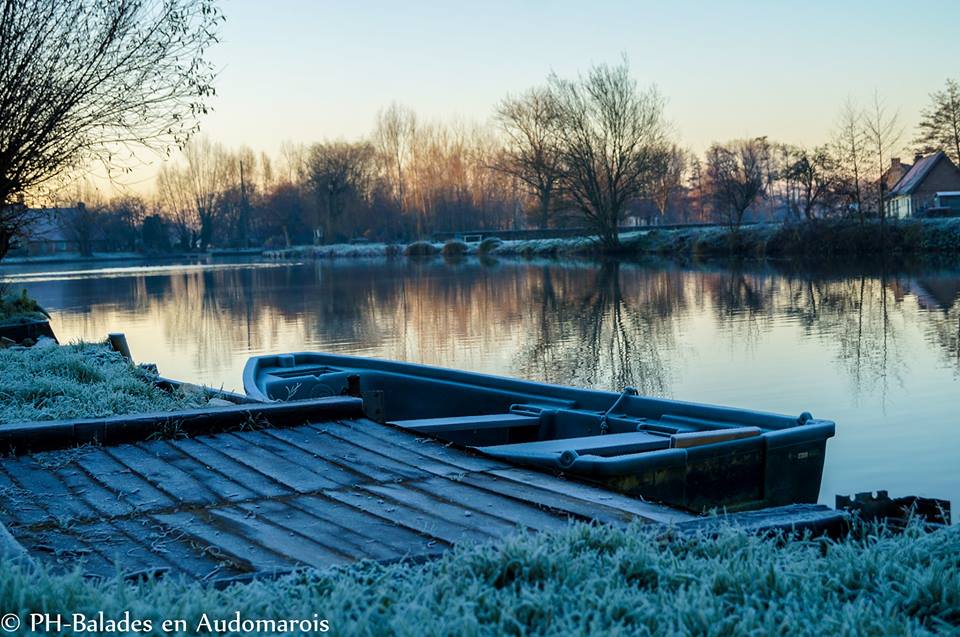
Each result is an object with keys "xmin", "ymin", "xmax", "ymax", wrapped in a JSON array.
[{"xmin": 8, "ymin": 255, "xmax": 960, "ymax": 506}]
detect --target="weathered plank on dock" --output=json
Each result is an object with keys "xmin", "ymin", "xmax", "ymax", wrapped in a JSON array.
[{"xmin": 0, "ymin": 417, "xmax": 693, "ymax": 582}]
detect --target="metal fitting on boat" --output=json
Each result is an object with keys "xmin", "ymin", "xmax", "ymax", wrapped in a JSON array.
[
  {"xmin": 559, "ymin": 449, "xmax": 579, "ymax": 468},
  {"xmin": 798, "ymin": 412, "xmax": 813, "ymax": 424}
]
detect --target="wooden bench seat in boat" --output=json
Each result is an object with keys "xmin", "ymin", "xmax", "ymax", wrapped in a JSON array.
[
  {"xmin": 480, "ymin": 431, "xmax": 672, "ymax": 457},
  {"xmin": 388, "ymin": 414, "xmax": 540, "ymax": 434}
]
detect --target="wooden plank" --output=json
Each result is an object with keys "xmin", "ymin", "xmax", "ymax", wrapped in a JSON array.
[
  {"xmin": 458, "ymin": 471, "xmax": 648, "ymax": 525},
  {"xmin": 266, "ymin": 426, "xmax": 430, "ymax": 483},
  {"xmin": 110, "ymin": 517, "xmax": 235, "ymax": 580},
  {"xmin": 324, "ymin": 487, "xmax": 492, "ymax": 546},
  {"xmin": 317, "ymin": 422, "xmax": 472, "ymax": 478},
  {"xmin": 291, "ymin": 495, "xmax": 447, "ymax": 556},
  {"xmin": 76, "ymin": 520, "xmax": 176, "ymax": 576},
  {"xmin": 150, "ymin": 510, "xmax": 283, "ymax": 574},
  {"xmin": 205, "ymin": 506, "xmax": 352, "ymax": 569},
  {"xmin": 389, "ymin": 414, "xmax": 539, "ymax": 433},
  {"xmin": 318, "ymin": 420, "xmax": 503, "ymax": 473},
  {"xmin": 360, "ymin": 480, "xmax": 533, "ymax": 539},
  {"xmin": 235, "ymin": 499, "xmax": 402, "ymax": 562},
  {"xmin": 52, "ymin": 464, "xmax": 136, "ymax": 519},
  {"xmin": 410, "ymin": 475, "xmax": 572, "ymax": 533},
  {"xmin": 0, "ymin": 465, "xmax": 54, "ymax": 526},
  {"xmin": 15, "ymin": 526, "xmax": 115, "ymax": 578},
  {"xmin": 134, "ymin": 440, "xmax": 259, "ymax": 503},
  {"xmin": 72, "ymin": 449, "xmax": 176, "ymax": 511},
  {"xmin": 5, "ymin": 457, "xmax": 101, "ymax": 523},
  {"xmin": 670, "ymin": 426, "xmax": 761, "ymax": 449},
  {"xmin": 104, "ymin": 445, "xmax": 222, "ymax": 506},
  {"xmin": 194, "ymin": 434, "xmax": 340, "ymax": 494},
  {"xmin": 482, "ymin": 431, "xmax": 669, "ymax": 455},
  {"xmin": 170, "ymin": 438, "xmax": 292, "ymax": 499},
  {"xmin": 228, "ymin": 429, "xmax": 363, "ymax": 486}
]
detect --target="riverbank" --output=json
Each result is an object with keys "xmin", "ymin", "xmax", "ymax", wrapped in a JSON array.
[
  {"xmin": 1, "ymin": 519, "xmax": 956, "ymax": 634},
  {"xmin": 0, "ymin": 341, "xmax": 210, "ymax": 424},
  {"xmin": 262, "ymin": 218, "xmax": 960, "ymax": 261}
]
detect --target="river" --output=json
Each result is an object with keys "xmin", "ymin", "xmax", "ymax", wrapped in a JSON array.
[{"xmin": 4, "ymin": 255, "xmax": 959, "ymax": 509}]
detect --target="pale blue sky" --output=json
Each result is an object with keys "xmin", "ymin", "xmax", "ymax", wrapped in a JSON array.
[{"xmin": 109, "ymin": 0, "xmax": 960, "ymax": 192}]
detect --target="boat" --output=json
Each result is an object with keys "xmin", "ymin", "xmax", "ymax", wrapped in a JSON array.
[{"xmin": 244, "ymin": 352, "xmax": 835, "ymax": 513}]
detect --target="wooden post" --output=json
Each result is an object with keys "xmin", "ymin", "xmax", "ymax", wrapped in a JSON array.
[{"xmin": 107, "ymin": 332, "xmax": 133, "ymax": 362}]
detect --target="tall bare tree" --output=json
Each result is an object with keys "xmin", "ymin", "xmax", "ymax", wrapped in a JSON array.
[
  {"xmin": 156, "ymin": 163, "xmax": 197, "ymax": 250},
  {"xmin": 862, "ymin": 92, "xmax": 903, "ymax": 223},
  {"xmin": 182, "ymin": 137, "xmax": 228, "ymax": 250},
  {"xmin": 914, "ymin": 78, "xmax": 960, "ymax": 166},
  {"xmin": 495, "ymin": 87, "xmax": 562, "ymax": 229},
  {"xmin": 705, "ymin": 137, "xmax": 771, "ymax": 232},
  {"xmin": 374, "ymin": 103, "xmax": 417, "ymax": 214},
  {"xmin": 546, "ymin": 60, "xmax": 669, "ymax": 250},
  {"xmin": 832, "ymin": 99, "xmax": 869, "ymax": 223},
  {"xmin": 307, "ymin": 141, "xmax": 377, "ymax": 243},
  {"xmin": 0, "ymin": 0, "xmax": 221, "ymax": 259},
  {"xmin": 648, "ymin": 145, "xmax": 687, "ymax": 225}
]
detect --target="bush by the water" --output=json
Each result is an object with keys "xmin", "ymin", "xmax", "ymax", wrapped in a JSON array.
[
  {"xmin": 0, "ymin": 288, "xmax": 48, "ymax": 326},
  {"xmin": 403, "ymin": 240, "xmax": 440, "ymax": 257},
  {"xmin": 0, "ymin": 520, "xmax": 955, "ymax": 635},
  {"xmin": 0, "ymin": 342, "xmax": 208, "ymax": 424},
  {"xmin": 441, "ymin": 240, "xmax": 468, "ymax": 257},
  {"xmin": 478, "ymin": 237, "xmax": 504, "ymax": 254}
]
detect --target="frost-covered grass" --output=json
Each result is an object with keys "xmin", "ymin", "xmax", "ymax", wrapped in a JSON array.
[
  {"xmin": 0, "ymin": 342, "xmax": 208, "ymax": 424},
  {"xmin": 1, "ymin": 520, "xmax": 957, "ymax": 635}
]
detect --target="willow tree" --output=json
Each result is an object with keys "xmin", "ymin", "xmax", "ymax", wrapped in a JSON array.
[
  {"xmin": 0, "ymin": 0, "xmax": 222, "ymax": 259},
  {"xmin": 547, "ymin": 60, "xmax": 668, "ymax": 250}
]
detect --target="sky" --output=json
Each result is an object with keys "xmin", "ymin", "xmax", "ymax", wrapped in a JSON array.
[{"xmin": 103, "ymin": 0, "xmax": 960, "ymax": 195}]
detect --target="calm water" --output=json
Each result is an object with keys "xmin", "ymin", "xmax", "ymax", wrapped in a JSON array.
[{"xmin": 4, "ymin": 256, "xmax": 959, "ymax": 509}]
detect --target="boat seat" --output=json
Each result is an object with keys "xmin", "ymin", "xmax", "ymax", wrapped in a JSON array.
[
  {"xmin": 479, "ymin": 430, "xmax": 671, "ymax": 457},
  {"xmin": 388, "ymin": 413, "xmax": 541, "ymax": 434}
]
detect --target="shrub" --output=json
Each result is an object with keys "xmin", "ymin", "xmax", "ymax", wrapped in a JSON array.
[
  {"xmin": 478, "ymin": 237, "xmax": 504, "ymax": 254},
  {"xmin": 0, "ymin": 289, "xmax": 49, "ymax": 326},
  {"xmin": 441, "ymin": 240, "xmax": 468, "ymax": 257},
  {"xmin": 404, "ymin": 241, "xmax": 439, "ymax": 257}
]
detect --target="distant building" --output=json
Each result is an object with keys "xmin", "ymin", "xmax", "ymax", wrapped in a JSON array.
[
  {"xmin": 887, "ymin": 151, "xmax": 960, "ymax": 219},
  {"xmin": 12, "ymin": 205, "xmax": 107, "ymax": 256}
]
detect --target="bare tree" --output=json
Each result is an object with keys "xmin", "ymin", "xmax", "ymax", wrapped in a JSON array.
[
  {"xmin": 648, "ymin": 145, "xmax": 687, "ymax": 225},
  {"xmin": 156, "ymin": 164, "xmax": 197, "ymax": 250},
  {"xmin": 374, "ymin": 103, "xmax": 417, "ymax": 214},
  {"xmin": 862, "ymin": 92, "xmax": 903, "ymax": 223},
  {"xmin": 547, "ymin": 59, "xmax": 669, "ymax": 250},
  {"xmin": 914, "ymin": 78, "xmax": 960, "ymax": 166},
  {"xmin": 495, "ymin": 87, "xmax": 562, "ymax": 229},
  {"xmin": 307, "ymin": 142, "xmax": 377, "ymax": 243},
  {"xmin": 182, "ymin": 137, "xmax": 228, "ymax": 250},
  {"xmin": 832, "ymin": 99, "xmax": 869, "ymax": 223},
  {"xmin": 782, "ymin": 145, "xmax": 838, "ymax": 221},
  {"xmin": 705, "ymin": 137, "xmax": 771, "ymax": 232},
  {"xmin": 0, "ymin": 0, "xmax": 221, "ymax": 259}
]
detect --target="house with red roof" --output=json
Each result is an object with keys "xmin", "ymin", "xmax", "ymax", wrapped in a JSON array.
[{"xmin": 886, "ymin": 151, "xmax": 960, "ymax": 218}]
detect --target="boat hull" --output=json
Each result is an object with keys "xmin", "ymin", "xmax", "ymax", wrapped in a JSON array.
[{"xmin": 244, "ymin": 352, "xmax": 834, "ymax": 513}]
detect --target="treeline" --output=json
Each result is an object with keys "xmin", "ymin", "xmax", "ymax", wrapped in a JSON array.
[{"xmin": 61, "ymin": 64, "xmax": 960, "ymax": 253}]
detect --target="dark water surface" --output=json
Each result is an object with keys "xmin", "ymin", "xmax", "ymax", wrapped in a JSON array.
[{"xmin": 4, "ymin": 256, "xmax": 959, "ymax": 509}]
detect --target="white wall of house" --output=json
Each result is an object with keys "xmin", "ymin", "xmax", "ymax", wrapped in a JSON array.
[{"xmin": 888, "ymin": 196, "xmax": 912, "ymax": 219}]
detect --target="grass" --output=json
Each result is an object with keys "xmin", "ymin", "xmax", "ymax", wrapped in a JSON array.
[
  {"xmin": 0, "ymin": 520, "xmax": 956, "ymax": 635},
  {"xmin": 0, "ymin": 342, "xmax": 209, "ymax": 424}
]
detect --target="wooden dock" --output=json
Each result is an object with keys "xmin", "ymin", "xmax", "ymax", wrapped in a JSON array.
[{"xmin": 0, "ymin": 404, "xmax": 693, "ymax": 583}]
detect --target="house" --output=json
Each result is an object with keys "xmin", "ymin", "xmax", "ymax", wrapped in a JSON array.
[
  {"xmin": 11, "ymin": 205, "xmax": 107, "ymax": 256},
  {"xmin": 886, "ymin": 151, "xmax": 960, "ymax": 219}
]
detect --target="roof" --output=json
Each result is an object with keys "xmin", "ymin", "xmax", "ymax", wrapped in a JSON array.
[{"xmin": 889, "ymin": 151, "xmax": 955, "ymax": 196}]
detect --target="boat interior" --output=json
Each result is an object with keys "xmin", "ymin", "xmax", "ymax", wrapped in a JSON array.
[{"xmin": 245, "ymin": 353, "xmax": 824, "ymax": 463}]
